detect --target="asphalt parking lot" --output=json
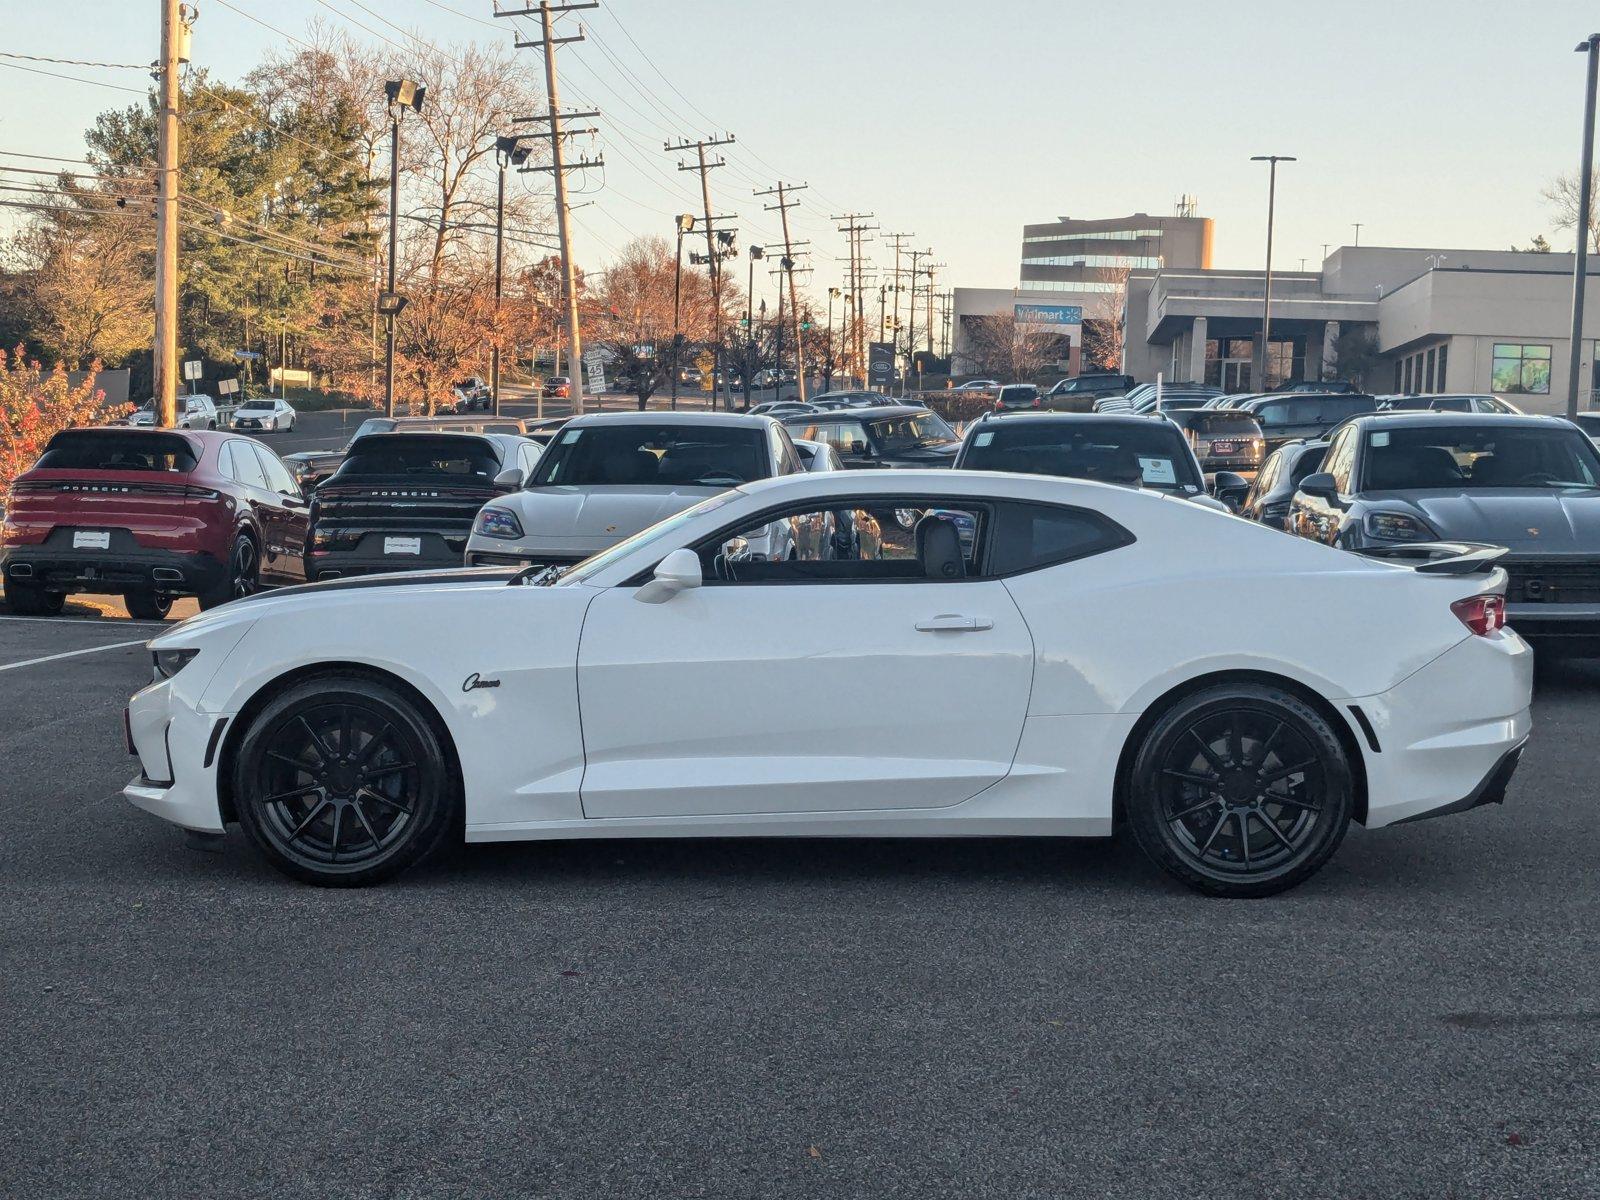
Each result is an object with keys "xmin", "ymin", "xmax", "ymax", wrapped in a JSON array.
[{"xmin": 1, "ymin": 611, "xmax": 1597, "ymax": 1199}]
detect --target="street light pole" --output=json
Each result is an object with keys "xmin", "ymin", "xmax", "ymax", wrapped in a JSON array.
[
  {"xmin": 1252, "ymin": 154, "xmax": 1296, "ymax": 389},
  {"xmin": 491, "ymin": 136, "xmax": 528, "ymax": 418},
  {"xmin": 381, "ymin": 80, "xmax": 425, "ymax": 418},
  {"xmin": 745, "ymin": 245, "xmax": 763, "ymax": 409},
  {"xmin": 827, "ymin": 287, "xmax": 839, "ymax": 391},
  {"xmin": 1568, "ymin": 33, "xmax": 1600, "ymax": 418}
]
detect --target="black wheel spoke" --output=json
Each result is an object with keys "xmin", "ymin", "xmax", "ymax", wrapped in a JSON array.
[
  {"xmin": 1188, "ymin": 729, "xmax": 1229, "ymax": 775},
  {"xmin": 1227, "ymin": 713, "xmax": 1244, "ymax": 768},
  {"xmin": 286, "ymin": 798, "xmax": 331, "ymax": 843},
  {"xmin": 1260, "ymin": 759, "xmax": 1316, "ymax": 786},
  {"xmin": 357, "ymin": 723, "xmax": 394, "ymax": 768},
  {"xmin": 1169, "ymin": 796, "xmax": 1220, "ymax": 822},
  {"xmin": 1253, "ymin": 721, "xmax": 1286, "ymax": 768},
  {"xmin": 356, "ymin": 785, "xmax": 412, "ymax": 815},
  {"xmin": 264, "ymin": 783, "xmax": 323, "ymax": 806},
  {"xmin": 268, "ymin": 750, "xmax": 315, "ymax": 773},
  {"xmin": 1236, "ymin": 811, "xmax": 1252, "ymax": 866},
  {"xmin": 1197, "ymin": 811, "xmax": 1230, "ymax": 855},
  {"xmin": 1163, "ymin": 768, "xmax": 1221, "ymax": 789},
  {"xmin": 296, "ymin": 715, "xmax": 337, "ymax": 763},
  {"xmin": 1263, "ymin": 790, "xmax": 1318, "ymax": 811},
  {"xmin": 350, "ymin": 797, "xmax": 383, "ymax": 848},
  {"xmin": 1256, "ymin": 812, "xmax": 1298, "ymax": 854},
  {"xmin": 364, "ymin": 761, "xmax": 415, "ymax": 779},
  {"xmin": 327, "ymin": 806, "xmax": 343, "ymax": 862},
  {"xmin": 339, "ymin": 705, "xmax": 354, "ymax": 757}
]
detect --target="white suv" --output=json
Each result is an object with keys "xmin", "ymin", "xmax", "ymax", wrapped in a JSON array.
[{"xmin": 127, "ymin": 394, "xmax": 220, "ymax": 429}]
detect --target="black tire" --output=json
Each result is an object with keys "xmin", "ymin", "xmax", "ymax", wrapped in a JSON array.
[
  {"xmin": 233, "ymin": 674, "xmax": 458, "ymax": 886},
  {"xmin": 1125, "ymin": 683, "xmax": 1353, "ymax": 898},
  {"xmin": 199, "ymin": 533, "xmax": 259, "ymax": 610},
  {"xmin": 124, "ymin": 591, "xmax": 173, "ymax": 621},
  {"xmin": 5, "ymin": 581, "xmax": 64, "ymax": 616}
]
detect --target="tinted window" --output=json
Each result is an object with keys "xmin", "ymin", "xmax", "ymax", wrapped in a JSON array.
[
  {"xmin": 987, "ymin": 501, "xmax": 1130, "ymax": 576},
  {"xmin": 1320, "ymin": 396, "xmax": 1376, "ymax": 421},
  {"xmin": 1362, "ymin": 426, "xmax": 1600, "ymax": 490},
  {"xmin": 1323, "ymin": 428, "xmax": 1356, "ymax": 492},
  {"xmin": 959, "ymin": 421, "xmax": 1202, "ymax": 492},
  {"xmin": 338, "ymin": 436, "xmax": 500, "ymax": 479},
  {"xmin": 254, "ymin": 445, "xmax": 298, "ymax": 495},
  {"xmin": 530, "ymin": 424, "xmax": 769, "ymax": 486},
  {"xmin": 35, "ymin": 432, "xmax": 198, "ymax": 473},
  {"xmin": 1180, "ymin": 412, "xmax": 1261, "ymax": 436},
  {"xmin": 225, "ymin": 441, "xmax": 268, "ymax": 489},
  {"xmin": 1289, "ymin": 444, "xmax": 1329, "ymax": 486},
  {"xmin": 866, "ymin": 412, "xmax": 957, "ymax": 451},
  {"xmin": 702, "ymin": 501, "xmax": 982, "ymax": 583}
]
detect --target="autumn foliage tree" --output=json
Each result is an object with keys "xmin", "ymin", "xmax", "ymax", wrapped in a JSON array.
[{"xmin": 1, "ymin": 348, "xmax": 125, "ymax": 489}]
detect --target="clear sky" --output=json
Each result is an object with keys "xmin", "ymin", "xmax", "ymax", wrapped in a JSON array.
[{"xmin": 4, "ymin": 0, "xmax": 1600, "ymax": 299}]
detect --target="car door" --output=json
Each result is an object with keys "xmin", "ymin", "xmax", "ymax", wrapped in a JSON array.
[
  {"xmin": 252, "ymin": 443, "xmax": 309, "ymax": 581},
  {"xmin": 1291, "ymin": 425, "xmax": 1356, "ymax": 545},
  {"xmin": 574, "ymin": 495, "xmax": 1035, "ymax": 818}
]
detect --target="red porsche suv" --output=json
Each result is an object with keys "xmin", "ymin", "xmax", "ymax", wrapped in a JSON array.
[{"xmin": 1, "ymin": 427, "xmax": 309, "ymax": 619}]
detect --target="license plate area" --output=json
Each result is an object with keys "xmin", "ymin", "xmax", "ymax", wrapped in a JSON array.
[
  {"xmin": 384, "ymin": 536, "xmax": 422, "ymax": 555},
  {"xmin": 73, "ymin": 530, "xmax": 111, "ymax": 550}
]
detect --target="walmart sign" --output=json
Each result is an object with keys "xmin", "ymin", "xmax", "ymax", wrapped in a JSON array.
[{"xmin": 1014, "ymin": 303, "xmax": 1082, "ymax": 329}]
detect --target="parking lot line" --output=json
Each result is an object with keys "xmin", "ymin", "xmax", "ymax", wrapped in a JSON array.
[
  {"xmin": 0, "ymin": 615, "xmax": 172, "ymax": 630},
  {"xmin": 0, "ymin": 639, "xmax": 147, "ymax": 674}
]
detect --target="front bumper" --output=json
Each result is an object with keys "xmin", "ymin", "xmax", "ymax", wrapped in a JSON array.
[
  {"xmin": 1, "ymin": 541, "xmax": 225, "ymax": 596},
  {"xmin": 123, "ymin": 679, "xmax": 227, "ymax": 833}
]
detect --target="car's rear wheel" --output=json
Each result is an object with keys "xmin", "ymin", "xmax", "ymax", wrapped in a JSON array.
[
  {"xmin": 124, "ymin": 591, "xmax": 173, "ymax": 621},
  {"xmin": 5, "ymin": 581, "xmax": 64, "ymax": 616},
  {"xmin": 199, "ymin": 535, "xmax": 258, "ymax": 610},
  {"xmin": 1125, "ymin": 683, "xmax": 1353, "ymax": 898},
  {"xmin": 233, "ymin": 675, "xmax": 458, "ymax": 886}
]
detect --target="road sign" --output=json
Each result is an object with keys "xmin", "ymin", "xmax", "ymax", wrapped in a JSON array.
[
  {"xmin": 217, "ymin": 378, "xmax": 239, "ymax": 396},
  {"xmin": 584, "ymin": 349, "xmax": 607, "ymax": 396},
  {"xmin": 868, "ymin": 341, "xmax": 894, "ymax": 383},
  {"xmin": 182, "ymin": 359, "xmax": 202, "ymax": 381}
]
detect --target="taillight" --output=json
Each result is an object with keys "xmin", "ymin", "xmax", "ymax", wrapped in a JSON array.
[
  {"xmin": 184, "ymin": 486, "xmax": 221, "ymax": 501},
  {"xmin": 1451, "ymin": 594, "xmax": 1507, "ymax": 636}
]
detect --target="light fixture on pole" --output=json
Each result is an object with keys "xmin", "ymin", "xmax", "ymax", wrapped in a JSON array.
[
  {"xmin": 1568, "ymin": 33, "xmax": 1600, "ymax": 418},
  {"xmin": 491, "ymin": 135, "xmax": 530, "ymax": 417},
  {"xmin": 382, "ymin": 79, "xmax": 426, "ymax": 418},
  {"xmin": 1251, "ymin": 154, "xmax": 1296, "ymax": 389},
  {"xmin": 671, "ymin": 213, "xmax": 695, "ymax": 411}
]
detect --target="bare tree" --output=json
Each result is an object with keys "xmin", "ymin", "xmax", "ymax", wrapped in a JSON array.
[
  {"xmin": 1543, "ymin": 171, "xmax": 1600, "ymax": 253},
  {"xmin": 962, "ymin": 312, "xmax": 1066, "ymax": 382},
  {"xmin": 1083, "ymin": 258, "xmax": 1131, "ymax": 372}
]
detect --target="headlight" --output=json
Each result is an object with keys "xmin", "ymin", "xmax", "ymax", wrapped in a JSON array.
[
  {"xmin": 152, "ymin": 647, "xmax": 198, "ymax": 680},
  {"xmin": 1365, "ymin": 512, "xmax": 1436, "ymax": 542},
  {"xmin": 475, "ymin": 506, "xmax": 524, "ymax": 539}
]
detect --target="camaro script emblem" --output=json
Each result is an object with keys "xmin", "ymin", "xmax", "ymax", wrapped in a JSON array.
[{"xmin": 462, "ymin": 673, "xmax": 501, "ymax": 692}]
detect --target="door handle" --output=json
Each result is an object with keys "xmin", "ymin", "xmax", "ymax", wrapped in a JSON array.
[{"xmin": 915, "ymin": 614, "xmax": 993, "ymax": 633}]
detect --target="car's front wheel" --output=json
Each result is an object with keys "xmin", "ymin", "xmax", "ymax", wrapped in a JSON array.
[
  {"xmin": 233, "ymin": 675, "xmax": 458, "ymax": 885},
  {"xmin": 1125, "ymin": 683, "xmax": 1353, "ymax": 898}
]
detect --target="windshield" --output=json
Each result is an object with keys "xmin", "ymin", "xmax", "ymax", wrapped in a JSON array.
[
  {"xmin": 344, "ymin": 417, "xmax": 395, "ymax": 449},
  {"xmin": 1363, "ymin": 426, "xmax": 1600, "ymax": 489},
  {"xmin": 960, "ymin": 422, "xmax": 1202, "ymax": 492},
  {"xmin": 529, "ymin": 424, "xmax": 768, "ymax": 487},
  {"xmin": 35, "ymin": 431, "xmax": 198, "ymax": 472},
  {"xmin": 239, "ymin": 401, "xmax": 274, "ymax": 412},
  {"xmin": 1181, "ymin": 412, "xmax": 1261, "ymax": 435},
  {"xmin": 868, "ymin": 412, "xmax": 956, "ymax": 451},
  {"xmin": 557, "ymin": 491, "xmax": 740, "ymax": 586},
  {"xmin": 336, "ymin": 435, "xmax": 499, "ymax": 479}
]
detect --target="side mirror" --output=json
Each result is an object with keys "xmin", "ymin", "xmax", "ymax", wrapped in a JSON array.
[
  {"xmin": 494, "ymin": 467, "xmax": 524, "ymax": 490},
  {"xmin": 848, "ymin": 440, "xmax": 868, "ymax": 456},
  {"xmin": 1211, "ymin": 470, "xmax": 1250, "ymax": 510},
  {"xmin": 634, "ymin": 547, "xmax": 703, "ymax": 604},
  {"xmin": 1298, "ymin": 471, "xmax": 1339, "ymax": 501}
]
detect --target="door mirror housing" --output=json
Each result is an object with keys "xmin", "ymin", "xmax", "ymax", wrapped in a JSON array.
[
  {"xmin": 1210, "ymin": 470, "xmax": 1250, "ymax": 509},
  {"xmin": 493, "ymin": 467, "xmax": 524, "ymax": 490},
  {"xmin": 634, "ymin": 547, "xmax": 703, "ymax": 604},
  {"xmin": 848, "ymin": 439, "xmax": 868, "ymax": 456},
  {"xmin": 1298, "ymin": 471, "xmax": 1339, "ymax": 501}
]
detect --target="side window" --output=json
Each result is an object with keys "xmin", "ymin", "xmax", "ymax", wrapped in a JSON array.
[
  {"xmin": 217, "ymin": 441, "xmax": 235, "ymax": 480},
  {"xmin": 1289, "ymin": 444, "xmax": 1328, "ymax": 487},
  {"xmin": 1322, "ymin": 428, "xmax": 1356, "ymax": 493},
  {"xmin": 1255, "ymin": 402, "xmax": 1289, "ymax": 427},
  {"xmin": 767, "ymin": 424, "xmax": 802, "ymax": 475},
  {"xmin": 228, "ymin": 440, "xmax": 268, "ymax": 489},
  {"xmin": 1252, "ymin": 453, "xmax": 1280, "ymax": 500},
  {"xmin": 697, "ymin": 499, "xmax": 983, "ymax": 584},
  {"xmin": 986, "ymin": 501, "xmax": 1130, "ymax": 576},
  {"xmin": 255, "ymin": 445, "xmax": 298, "ymax": 496}
]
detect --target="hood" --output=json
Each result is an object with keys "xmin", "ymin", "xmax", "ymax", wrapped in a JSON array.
[
  {"xmin": 503, "ymin": 485, "xmax": 718, "ymax": 539},
  {"xmin": 881, "ymin": 442, "xmax": 959, "ymax": 464},
  {"xmin": 282, "ymin": 449, "xmax": 338, "ymax": 465},
  {"xmin": 1373, "ymin": 487, "xmax": 1600, "ymax": 554}
]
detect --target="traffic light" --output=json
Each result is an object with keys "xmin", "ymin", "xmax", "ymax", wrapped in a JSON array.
[{"xmin": 801, "ymin": 320, "xmax": 811, "ymax": 330}]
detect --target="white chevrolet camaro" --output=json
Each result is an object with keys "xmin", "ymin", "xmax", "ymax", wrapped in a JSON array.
[{"xmin": 124, "ymin": 470, "xmax": 1533, "ymax": 897}]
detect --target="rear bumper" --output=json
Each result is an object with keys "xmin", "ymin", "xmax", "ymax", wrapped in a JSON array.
[
  {"xmin": 1, "ymin": 543, "xmax": 225, "ymax": 596},
  {"xmin": 1356, "ymin": 631, "xmax": 1534, "ymax": 828},
  {"xmin": 306, "ymin": 545, "xmax": 464, "ymax": 580},
  {"xmin": 1391, "ymin": 740, "xmax": 1525, "ymax": 825}
]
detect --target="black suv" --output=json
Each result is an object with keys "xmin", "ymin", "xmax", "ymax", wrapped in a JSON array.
[
  {"xmin": 1233, "ymin": 392, "xmax": 1377, "ymax": 452},
  {"xmin": 1287, "ymin": 413, "xmax": 1600, "ymax": 645},
  {"xmin": 781, "ymin": 405, "xmax": 960, "ymax": 468},
  {"xmin": 953, "ymin": 411, "xmax": 1241, "ymax": 508},
  {"xmin": 1158, "ymin": 408, "xmax": 1267, "ymax": 481},
  {"xmin": 1238, "ymin": 438, "xmax": 1328, "ymax": 528}
]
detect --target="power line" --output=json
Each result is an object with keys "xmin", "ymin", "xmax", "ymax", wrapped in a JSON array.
[
  {"xmin": 0, "ymin": 51, "xmax": 149, "ymax": 70},
  {"xmin": 0, "ymin": 59, "xmax": 147, "ymax": 94}
]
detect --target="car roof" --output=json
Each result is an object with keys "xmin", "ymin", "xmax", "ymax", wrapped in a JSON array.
[
  {"xmin": 1343, "ymin": 411, "xmax": 1564, "ymax": 431},
  {"xmin": 562, "ymin": 410, "xmax": 775, "ymax": 428},
  {"xmin": 971, "ymin": 411, "xmax": 1177, "ymax": 433},
  {"xmin": 1160, "ymin": 406, "xmax": 1263, "ymax": 426},
  {"xmin": 780, "ymin": 405, "xmax": 929, "ymax": 423},
  {"xmin": 1239, "ymin": 392, "xmax": 1373, "ymax": 406}
]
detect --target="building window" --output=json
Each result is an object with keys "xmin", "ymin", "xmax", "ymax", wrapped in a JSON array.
[
  {"xmin": 1491, "ymin": 343, "xmax": 1552, "ymax": 394},
  {"xmin": 1020, "ymin": 254, "xmax": 1164, "ymax": 270},
  {"xmin": 1403, "ymin": 357, "xmax": 1413, "ymax": 393},
  {"xmin": 1016, "ymin": 279, "xmax": 1126, "ymax": 293},
  {"xmin": 1437, "ymin": 343, "xmax": 1448, "ymax": 392},
  {"xmin": 1425, "ymin": 347, "xmax": 1437, "ymax": 394},
  {"xmin": 1022, "ymin": 229, "xmax": 1164, "ymax": 244},
  {"xmin": 1394, "ymin": 360, "xmax": 1403, "ymax": 392}
]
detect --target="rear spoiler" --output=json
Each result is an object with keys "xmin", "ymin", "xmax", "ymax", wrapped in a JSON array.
[{"xmin": 1355, "ymin": 541, "xmax": 1508, "ymax": 575}]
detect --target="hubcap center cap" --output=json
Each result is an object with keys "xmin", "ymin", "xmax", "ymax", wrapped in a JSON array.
[
  {"xmin": 329, "ymin": 764, "xmax": 360, "ymax": 795},
  {"xmin": 1222, "ymin": 770, "xmax": 1258, "ymax": 805}
]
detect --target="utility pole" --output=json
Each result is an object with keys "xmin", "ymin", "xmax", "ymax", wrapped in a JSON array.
[
  {"xmin": 1569, "ymin": 33, "xmax": 1600, "ymax": 418},
  {"xmin": 902, "ymin": 247, "xmax": 928, "ymax": 377},
  {"xmin": 883, "ymin": 232, "xmax": 913, "ymax": 391},
  {"xmin": 924, "ymin": 262, "xmax": 945, "ymax": 356},
  {"xmin": 833, "ymin": 213, "xmax": 877, "ymax": 386},
  {"xmin": 1352, "ymin": 222, "xmax": 1363, "ymax": 247},
  {"xmin": 1253, "ymin": 154, "xmax": 1297, "ymax": 388},
  {"xmin": 501, "ymin": 1, "xmax": 603, "ymax": 415},
  {"xmin": 153, "ymin": 0, "xmax": 193, "ymax": 428},
  {"xmin": 756, "ymin": 181, "xmax": 810, "ymax": 401},
  {"xmin": 667, "ymin": 134, "xmax": 738, "ymax": 408}
]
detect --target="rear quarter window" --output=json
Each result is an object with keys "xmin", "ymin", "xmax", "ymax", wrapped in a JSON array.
[{"xmin": 986, "ymin": 501, "xmax": 1133, "ymax": 576}]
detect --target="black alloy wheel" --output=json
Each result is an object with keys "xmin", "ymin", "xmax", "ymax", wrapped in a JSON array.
[
  {"xmin": 199, "ymin": 535, "xmax": 258, "ymax": 610},
  {"xmin": 1126, "ymin": 684, "xmax": 1353, "ymax": 897},
  {"xmin": 124, "ymin": 591, "xmax": 173, "ymax": 620},
  {"xmin": 233, "ymin": 675, "xmax": 457, "ymax": 885},
  {"xmin": 4, "ymin": 581, "xmax": 64, "ymax": 616}
]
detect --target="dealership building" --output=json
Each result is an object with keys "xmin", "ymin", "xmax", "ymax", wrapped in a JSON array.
[{"xmin": 956, "ymin": 208, "xmax": 1600, "ymax": 413}]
